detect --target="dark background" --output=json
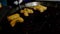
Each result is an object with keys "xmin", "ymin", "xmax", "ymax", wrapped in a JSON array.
[{"xmin": 0, "ymin": 1, "xmax": 60, "ymax": 34}]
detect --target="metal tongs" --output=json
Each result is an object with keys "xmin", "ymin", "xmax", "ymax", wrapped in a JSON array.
[
  {"xmin": 25, "ymin": 2, "xmax": 40, "ymax": 7},
  {"xmin": 19, "ymin": 2, "xmax": 41, "ymax": 9},
  {"xmin": 10, "ymin": 2, "xmax": 41, "ymax": 14}
]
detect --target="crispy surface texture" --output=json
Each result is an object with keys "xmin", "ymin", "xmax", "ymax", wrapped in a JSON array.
[
  {"xmin": 7, "ymin": 13, "xmax": 24, "ymax": 27},
  {"xmin": 7, "ymin": 13, "xmax": 20, "ymax": 21},
  {"xmin": 20, "ymin": 8, "xmax": 34, "ymax": 16},
  {"xmin": 29, "ymin": 5, "xmax": 47, "ymax": 13},
  {"xmin": 10, "ymin": 19, "xmax": 17, "ymax": 27}
]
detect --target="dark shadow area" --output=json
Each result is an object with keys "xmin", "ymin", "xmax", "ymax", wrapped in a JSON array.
[{"xmin": 0, "ymin": 1, "xmax": 60, "ymax": 33}]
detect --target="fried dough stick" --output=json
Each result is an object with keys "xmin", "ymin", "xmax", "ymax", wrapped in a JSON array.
[
  {"xmin": 7, "ymin": 13, "xmax": 24, "ymax": 27},
  {"xmin": 29, "ymin": 5, "xmax": 47, "ymax": 13},
  {"xmin": 20, "ymin": 8, "xmax": 34, "ymax": 16}
]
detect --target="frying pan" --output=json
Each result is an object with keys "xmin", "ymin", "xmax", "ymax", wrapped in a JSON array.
[{"xmin": 0, "ymin": 2, "xmax": 40, "ymax": 22}]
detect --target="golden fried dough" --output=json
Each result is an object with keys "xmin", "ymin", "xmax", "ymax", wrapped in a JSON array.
[
  {"xmin": 20, "ymin": 10, "xmax": 29, "ymax": 16},
  {"xmin": 20, "ymin": 10, "xmax": 24, "ymax": 13},
  {"xmin": 24, "ymin": 12, "xmax": 29, "ymax": 16},
  {"xmin": 9, "ymin": 17, "xmax": 24, "ymax": 27},
  {"xmin": 28, "ymin": 5, "xmax": 47, "ymax": 13},
  {"xmin": 7, "ymin": 13, "xmax": 20, "ymax": 21},
  {"xmin": 20, "ymin": 8, "xmax": 34, "ymax": 16},
  {"xmin": 17, "ymin": 17, "xmax": 24, "ymax": 23},
  {"xmin": 37, "ymin": 5, "xmax": 47, "ymax": 12},
  {"xmin": 26, "ymin": 9, "xmax": 34, "ymax": 14},
  {"xmin": 7, "ymin": 13, "xmax": 24, "ymax": 27},
  {"xmin": 10, "ymin": 19, "xmax": 17, "ymax": 27}
]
